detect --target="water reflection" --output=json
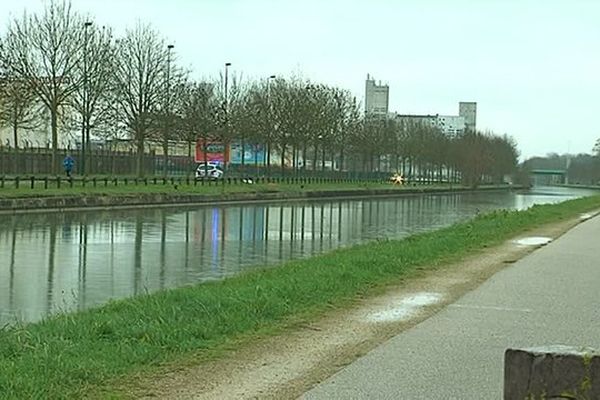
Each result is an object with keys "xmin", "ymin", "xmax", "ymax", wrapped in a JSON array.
[{"xmin": 0, "ymin": 186, "xmax": 596, "ymax": 324}]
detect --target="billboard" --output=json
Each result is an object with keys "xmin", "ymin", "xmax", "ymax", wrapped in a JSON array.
[
  {"xmin": 195, "ymin": 140, "xmax": 229, "ymax": 164},
  {"xmin": 230, "ymin": 142, "xmax": 266, "ymax": 165}
]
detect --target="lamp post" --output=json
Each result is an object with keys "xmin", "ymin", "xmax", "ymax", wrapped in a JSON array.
[
  {"xmin": 265, "ymin": 75, "xmax": 276, "ymax": 175},
  {"xmin": 163, "ymin": 44, "xmax": 174, "ymax": 176},
  {"xmin": 224, "ymin": 62, "xmax": 231, "ymax": 169},
  {"xmin": 81, "ymin": 21, "xmax": 92, "ymax": 175},
  {"xmin": 224, "ymin": 62, "xmax": 231, "ymax": 107}
]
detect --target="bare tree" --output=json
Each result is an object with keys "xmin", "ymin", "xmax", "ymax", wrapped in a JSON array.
[
  {"xmin": 212, "ymin": 71, "xmax": 244, "ymax": 170},
  {"xmin": 113, "ymin": 23, "xmax": 172, "ymax": 177},
  {"xmin": 0, "ymin": 75, "xmax": 41, "ymax": 152},
  {"xmin": 178, "ymin": 80, "xmax": 218, "ymax": 175},
  {"xmin": 0, "ymin": 0, "xmax": 85, "ymax": 173},
  {"xmin": 70, "ymin": 22, "xmax": 115, "ymax": 175},
  {"xmin": 155, "ymin": 47, "xmax": 187, "ymax": 176}
]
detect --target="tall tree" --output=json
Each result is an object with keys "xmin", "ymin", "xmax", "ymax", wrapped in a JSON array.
[
  {"xmin": 156, "ymin": 47, "xmax": 186, "ymax": 176},
  {"xmin": 70, "ymin": 22, "xmax": 115, "ymax": 175},
  {"xmin": 213, "ymin": 71, "xmax": 244, "ymax": 170},
  {"xmin": 0, "ymin": 0, "xmax": 85, "ymax": 173},
  {"xmin": 178, "ymin": 80, "xmax": 218, "ymax": 173},
  {"xmin": 0, "ymin": 75, "xmax": 41, "ymax": 152},
  {"xmin": 113, "ymin": 23, "xmax": 172, "ymax": 177}
]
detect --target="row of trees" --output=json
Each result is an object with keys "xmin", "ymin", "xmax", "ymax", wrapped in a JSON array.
[
  {"xmin": 0, "ymin": 0, "xmax": 519, "ymax": 184},
  {"xmin": 523, "ymin": 149, "xmax": 600, "ymax": 186}
]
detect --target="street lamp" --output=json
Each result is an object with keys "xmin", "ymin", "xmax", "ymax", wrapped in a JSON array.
[
  {"xmin": 81, "ymin": 21, "xmax": 92, "ymax": 175},
  {"xmin": 164, "ymin": 44, "xmax": 174, "ymax": 176},
  {"xmin": 265, "ymin": 75, "xmax": 276, "ymax": 174},
  {"xmin": 223, "ymin": 62, "xmax": 231, "ymax": 170},
  {"xmin": 224, "ymin": 62, "xmax": 232, "ymax": 107}
]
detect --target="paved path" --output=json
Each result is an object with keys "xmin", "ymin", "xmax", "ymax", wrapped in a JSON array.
[{"xmin": 302, "ymin": 216, "xmax": 600, "ymax": 399}]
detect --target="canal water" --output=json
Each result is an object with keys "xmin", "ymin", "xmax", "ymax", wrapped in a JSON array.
[{"xmin": 0, "ymin": 186, "xmax": 596, "ymax": 325}]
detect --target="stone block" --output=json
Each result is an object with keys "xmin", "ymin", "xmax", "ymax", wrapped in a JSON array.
[{"xmin": 504, "ymin": 345, "xmax": 600, "ymax": 399}]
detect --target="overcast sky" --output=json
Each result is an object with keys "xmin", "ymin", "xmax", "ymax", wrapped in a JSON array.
[{"xmin": 2, "ymin": 0, "xmax": 599, "ymax": 160}]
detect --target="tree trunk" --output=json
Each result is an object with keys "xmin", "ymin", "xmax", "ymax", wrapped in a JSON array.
[
  {"xmin": 51, "ymin": 103, "xmax": 59, "ymax": 175},
  {"xmin": 12, "ymin": 120, "xmax": 18, "ymax": 151},
  {"xmin": 86, "ymin": 124, "xmax": 92, "ymax": 175},
  {"xmin": 280, "ymin": 144, "xmax": 286, "ymax": 176},
  {"xmin": 136, "ymin": 133, "xmax": 145, "ymax": 178},
  {"xmin": 162, "ymin": 139, "xmax": 168, "ymax": 177},
  {"xmin": 80, "ymin": 121, "xmax": 87, "ymax": 175},
  {"xmin": 12, "ymin": 123, "xmax": 18, "ymax": 175},
  {"xmin": 266, "ymin": 141, "xmax": 271, "ymax": 176},
  {"xmin": 187, "ymin": 140, "xmax": 193, "ymax": 178},
  {"xmin": 292, "ymin": 145, "xmax": 297, "ymax": 176},
  {"xmin": 241, "ymin": 136, "xmax": 245, "ymax": 170},
  {"xmin": 302, "ymin": 145, "xmax": 307, "ymax": 173},
  {"xmin": 254, "ymin": 143, "xmax": 259, "ymax": 177}
]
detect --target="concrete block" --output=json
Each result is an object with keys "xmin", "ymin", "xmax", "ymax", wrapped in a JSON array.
[{"xmin": 504, "ymin": 345, "xmax": 600, "ymax": 399}]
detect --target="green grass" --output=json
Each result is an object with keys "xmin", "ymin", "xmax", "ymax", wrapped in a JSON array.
[
  {"xmin": 0, "ymin": 180, "xmax": 461, "ymax": 199},
  {"xmin": 1, "ymin": 195, "xmax": 599, "ymax": 399}
]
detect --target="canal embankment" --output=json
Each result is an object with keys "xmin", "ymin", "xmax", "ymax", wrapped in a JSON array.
[
  {"xmin": 0, "ymin": 183, "xmax": 521, "ymax": 213},
  {"xmin": 0, "ymin": 194, "xmax": 599, "ymax": 399}
]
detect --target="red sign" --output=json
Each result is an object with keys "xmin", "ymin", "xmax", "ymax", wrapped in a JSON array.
[{"xmin": 195, "ymin": 140, "xmax": 229, "ymax": 164}]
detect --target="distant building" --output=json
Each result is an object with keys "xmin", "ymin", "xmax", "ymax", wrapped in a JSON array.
[
  {"xmin": 365, "ymin": 74, "xmax": 389, "ymax": 115},
  {"xmin": 390, "ymin": 113, "xmax": 465, "ymax": 138},
  {"xmin": 437, "ymin": 115, "xmax": 465, "ymax": 138},
  {"xmin": 391, "ymin": 113, "xmax": 439, "ymax": 129},
  {"xmin": 459, "ymin": 102, "xmax": 477, "ymax": 131}
]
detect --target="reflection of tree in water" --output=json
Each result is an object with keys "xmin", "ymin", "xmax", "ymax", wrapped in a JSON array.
[{"xmin": 2, "ymin": 189, "xmax": 592, "ymax": 325}]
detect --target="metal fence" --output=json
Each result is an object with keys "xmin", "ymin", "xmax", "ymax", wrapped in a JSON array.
[
  {"xmin": 0, "ymin": 146, "xmax": 461, "ymax": 186},
  {"xmin": 0, "ymin": 175, "xmax": 404, "ymax": 191},
  {"xmin": 0, "ymin": 146, "xmax": 192, "ymax": 176}
]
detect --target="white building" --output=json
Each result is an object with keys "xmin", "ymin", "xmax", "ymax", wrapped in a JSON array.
[
  {"xmin": 365, "ymin": 74, "xmax": 389, "ymax": 116},
  {"xmin": 391, "ymin": 113, "xmax": 438, "ymax": 129},
  {"xmin": 391, "ymin": 113, "xmax": 465, "ymax": 138},
  {"xmin": 389, "ymin": 100, "xmax": 476, "ymax": 138},
  {"xmin": 437, "ymin": 115, "xmax": 465, "ymax": 138}
]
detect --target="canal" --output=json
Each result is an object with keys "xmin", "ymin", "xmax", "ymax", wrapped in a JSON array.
[{"xmin": 0, "ymin": 186, "xmax": 596, "ymax": 325}]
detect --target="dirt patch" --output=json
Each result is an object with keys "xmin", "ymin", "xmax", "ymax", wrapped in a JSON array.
[{"xmin": 132, "ymin": 214, "xmax": 594, "ymax": 400}]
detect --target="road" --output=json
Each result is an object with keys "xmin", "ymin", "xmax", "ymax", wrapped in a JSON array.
[{"xmin": 302, "ymin": 215, "xmax": 600, "ymax": 399}]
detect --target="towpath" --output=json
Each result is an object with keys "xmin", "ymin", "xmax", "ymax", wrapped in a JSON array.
[{"xmin": 302, "ymin": 215, "xmax": 600, "ymax": 399}]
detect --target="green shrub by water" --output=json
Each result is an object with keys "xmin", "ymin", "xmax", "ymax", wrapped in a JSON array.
[{"xmin": 1, "ymin": 195, "xmax": 599, "ymax": 399}]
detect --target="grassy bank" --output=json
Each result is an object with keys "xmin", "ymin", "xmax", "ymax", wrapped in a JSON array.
[{"xmin": 1, "ymin": 195, "xmax": 599, "ymax": 399}]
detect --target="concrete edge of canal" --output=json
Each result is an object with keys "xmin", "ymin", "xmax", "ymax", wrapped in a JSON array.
[{"xmin": 0, "ymin": 185, "xmax": 522, "ymax": 214}]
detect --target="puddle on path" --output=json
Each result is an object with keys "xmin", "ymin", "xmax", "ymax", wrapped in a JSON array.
[
  {"xmin": 512, "ymin": 237, "xmax": 553, "ymax": 246},
  {"xmin": 367, "ymin": 292, "xmax": 442, "ymax": 322}
]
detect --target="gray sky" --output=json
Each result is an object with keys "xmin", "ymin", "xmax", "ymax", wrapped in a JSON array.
[{"xmin": 2, "ymin": 0, "xmax": 599, "ymax": 159}]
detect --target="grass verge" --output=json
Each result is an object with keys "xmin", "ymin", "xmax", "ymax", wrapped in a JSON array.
[{"xmin": 1, "ymin": 195, "xmax": 599, "ymax": 399}]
